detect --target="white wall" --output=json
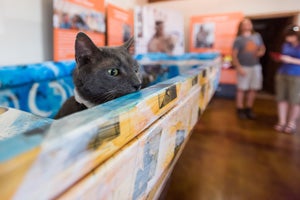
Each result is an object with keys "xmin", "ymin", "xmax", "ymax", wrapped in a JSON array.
[
  {"xmin": 149, "ymin": 0, "xmax": 300, "ymax": 16},
  {"xmin": 107, "ymin": 0, "xmax": 147, "ymax": 9},
  {"xmin": 148, "ymin": 0, "xmax": 300, "ymax": 51},
  {"xmin": 0, "ymin": 0, "xmax": 53, "ymax": 65},
  {"xmin": 0, "ymin": 0, "xmax": 299, "ymax": 66},
  {"xmin": 0, "ymin": 0, "xmax": 146, "ymax": 66}
]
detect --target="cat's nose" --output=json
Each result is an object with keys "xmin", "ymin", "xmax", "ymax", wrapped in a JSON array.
[{"xmin": 133, "ymin": 83, "xmax": 142, "ymax": 91}]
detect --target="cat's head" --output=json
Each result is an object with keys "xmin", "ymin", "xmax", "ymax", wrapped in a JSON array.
[{"xmin": 73, "ymin": 32, "xmax": 142, "ymax": 104}]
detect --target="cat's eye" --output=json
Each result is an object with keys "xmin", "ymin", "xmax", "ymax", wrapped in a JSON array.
[{"xmin": 108, "ymin": 68, "xmax": 119, "ymax": 76}]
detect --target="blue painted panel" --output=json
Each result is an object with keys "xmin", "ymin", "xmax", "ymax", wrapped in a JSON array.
[
  {"xmin": 134, "ymin": 52, "xmax": 220, "ymax": 61},
  {"xmin": 0, "ymin": 53, "xmax": 218, "ymax": 118},
  {"xmin": 0, "ymin": 61, "xmax": 75, "ymax": 89}
]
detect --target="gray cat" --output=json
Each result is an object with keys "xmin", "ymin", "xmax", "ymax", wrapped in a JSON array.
[{"xmin": 55, "ymin": 32, "xmax": 141, "ymax": 119}]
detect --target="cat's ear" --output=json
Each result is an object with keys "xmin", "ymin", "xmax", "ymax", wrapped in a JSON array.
[
  {"xmin": 121, "ymin": 37, "xmax": 135, "ymax": 53},
  {"xmin": 75, "ymin": 32, "xmax": 98, "ymax": 66}
]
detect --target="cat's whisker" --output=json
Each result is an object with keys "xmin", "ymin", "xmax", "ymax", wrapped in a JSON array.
[{"xmin": 101, "ymin": 90, "xmax": 117, "ymax": 102}]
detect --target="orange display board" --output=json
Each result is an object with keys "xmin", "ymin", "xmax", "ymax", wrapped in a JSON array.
[
  {"xmin": 219, "ymin": 68, "xmax": 237, "ymax": 84},
  {"xmin": 53, "ymin": 0, "xmax": 105, "ymax": 61},
  {"xmin": 190, "ymin": 12, "xmax": 244, "ymax": 85},
  {"xmin": 189, "ymin": 12, "xmax": 244, "ymax": 55},
  {"xmin": 107, "ymin": 4, "xmax": 133, "ymax": 46}
]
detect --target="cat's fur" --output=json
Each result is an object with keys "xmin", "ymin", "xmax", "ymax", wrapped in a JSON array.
[{"xmin": 55, "ymin": 32, "xmax": 141, "ymax": 119}]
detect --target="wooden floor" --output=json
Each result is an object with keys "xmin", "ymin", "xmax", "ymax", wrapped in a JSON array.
[{"xmin": 160, "ymin": 97, "xmax": 300, "ymax": 200}]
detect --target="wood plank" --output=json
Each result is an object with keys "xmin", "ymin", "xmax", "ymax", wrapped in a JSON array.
[{"xmin": 162, "ymin": 98, "xmax": 300, "ymax": 199}]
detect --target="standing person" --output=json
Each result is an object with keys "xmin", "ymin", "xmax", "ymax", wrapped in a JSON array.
[
  {"xmin": 232, "ymin": 18, "xmax": 266, "ymax": 119},
  {"xmin": 274, "ymin": 25, "xmax": 300, "ymax": 134}
]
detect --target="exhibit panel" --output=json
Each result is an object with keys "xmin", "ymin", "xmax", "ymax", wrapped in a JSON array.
[
  {"xmin": 0, "ymin": 61, "xmax": 76, "ymax": 118},
  {"xmin": 53, "ymin": 0, "xmax": 106, "ymax": 61},
  {"xmin": 134, "ymin": 6, "xmax": 185, "ymax": 55},
  {"xmin": 0, "ymin": 55, "xmax": 220, "ymax": 199},
  {"xmin": 107, "ymin": 4, "xmax": 134, "ymax": 46},
  {"xmin": 59, "ymin": 86, "xmax": 200, "ymax": 200}
]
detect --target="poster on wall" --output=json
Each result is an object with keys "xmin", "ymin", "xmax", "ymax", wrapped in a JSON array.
[
  {"xmin": 107, "ymin": 4, "xmax": 133, "ymax": 46},
  {"xmin": 134, "ymin": 6, "xmax": 184, "ymax": 55},
  {"xmin": 53, "ymin": 0, "xmax": 105, "ymax": 61},
  {"xmin": 190, "ymin": 12, "xmax": 244, "ymax": 85},
  {"xmin": 189, "ymin": 12, "xmax": 244, "ymax": 55}
]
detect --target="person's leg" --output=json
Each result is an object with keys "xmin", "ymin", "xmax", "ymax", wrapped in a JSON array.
[
  {"xmin": 274, "ymin": 73, "xmax": 288, "ymax": 131},
  {"xmin": 277, "ymin": 101, "xmax": 289, "ymax": 125},
  {"xmin": 282, "ymin": 76, "xmax": 300, "ymax": 133},
  {"xmin": 288, "ymin": 104, "xmax": 300, "ymax": 124},
  {"xmin": 236, "ymin": 89, "xmax": 247, "ymax": 119},
  {"xmin": 244, "ymin": 89, "xmax": 257, "ymax": 119},
  {"xmin": 245, "ymin": 65, "xmax": 261, "ymax": 119},
  {"xmin": 236, "ymin": 89, "xmax": 245, "ymax": 109},
  {"xmin": 284, "ymin": 76, "xmax": 300, "ymax": 133},
  {"xmin": 236, "ymin": 66, "xmax": 249, "ymax": 119},
  {"xmin": 284, "ymin": 104, "xmax": 300, "ymax": 133},
  {"xmin": 274, "ymin": 101, "xmax": 289, "ymax": 132},
  {"xmin": 246, "ymin": 89, "xmax": 256, "ymax": 108}
]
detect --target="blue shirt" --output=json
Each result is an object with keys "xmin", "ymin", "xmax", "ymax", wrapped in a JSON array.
[{"xmin": 278, "ymin": 42, "xmax": 300, "ymax": 76}]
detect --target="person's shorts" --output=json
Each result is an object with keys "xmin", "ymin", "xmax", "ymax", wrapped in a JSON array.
[
  {"xmin": 237, "ymin": 64, "xmax": 262, "ymax": 91},
  {"xmin": 276, "ymin": 74, "xmax": 300, "ymax": 104}
]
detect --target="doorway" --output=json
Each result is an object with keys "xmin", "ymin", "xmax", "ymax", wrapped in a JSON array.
[{"xmin": 251, "ymin": 15, "xmax": 296, "ymax": 94}]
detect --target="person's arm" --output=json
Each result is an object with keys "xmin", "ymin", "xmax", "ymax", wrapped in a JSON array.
[
  {"xmin": 257, "ymin": 44, "xmax": 266, "ymax": 57},
  {"xmin": 256, "ymin": 33, "xmax": 266, "ymax": 57},
  {"xmin": 281, "ymin": 55, "xmax": 300, "ymax": 65},
  {"xmin": 280, "ymin": 42, "xmax": 300, "ymax": 65},
  {"xmin": 232, "ymin": 48, "xmax": 246, "ymax": 76}
]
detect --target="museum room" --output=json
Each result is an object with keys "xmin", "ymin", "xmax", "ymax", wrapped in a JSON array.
[{"xmin": 0, "ymin": 0, "xmax": 300, "ymax": 199}]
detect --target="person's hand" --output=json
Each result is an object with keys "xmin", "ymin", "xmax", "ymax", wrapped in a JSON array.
[
  {"xmin": 256, "ymin": 50, "xmax": 264, "ymax": 57},
  {"xmin": 281, "ymin": 55, "xmax": 294, "ymax": 63},
  {"xmin": 256, "ymin": 46, "xmax": 266, "ymax": 58},
  {"xmin": 237, "ymin": 67, "xmax": 246, "ymax": 76}
]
